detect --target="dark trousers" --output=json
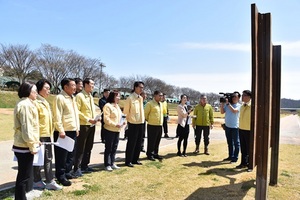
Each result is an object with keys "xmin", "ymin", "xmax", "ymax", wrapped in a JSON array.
[
  {"xmin": 225, "ymin": 126, "xmax": 240, "ymax": 161},
  {"xmin": 104, "ymin": 129, "xmax": 120, "ymax": 167},
  {"xmin": 141, "ymin": 122, "xmax": 146, "ymax": 150},
  {"xmin": 146, "ymin": 124, "xmax": 162, "ymax": 157},
  {"xmin": 33, "ymin": 137, "xmax": 53, "ymax": 183},
  {"xmin": 54, "ymin": 131, "xmax": 76, "ymax": 181},
  {"xmin": 194, "ymin": 126, "xmax": 210, "ymax": 146},
  {"xmin": 101, "ymin": 122, "xmax": 105, "ymax": 141},
  {"xmin": 125, "ymin": 123, "xmax": 144, "ymax": 163},
  {"xmin": 163, "ymin": 116, "xmax": 168, "ymax": 134},
  {"xmin": 15, "ymin": 152, "xmax": 34, "ymax": 200},
  {"xmin": 177, "ymin": 124, "xmax": 190, "ymax": 154},
  {"xmin": 73, "ymin": 125, "xmax": 95, "ymax": 171},
  {"xmin": 239, "ymin": 129, "xmax": 250, "ymax": 166}
]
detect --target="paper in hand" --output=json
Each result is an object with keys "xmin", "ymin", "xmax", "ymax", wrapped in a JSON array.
[{"xmin": 56, "ymin": 136, "xmax": 75, "ymax": 152}]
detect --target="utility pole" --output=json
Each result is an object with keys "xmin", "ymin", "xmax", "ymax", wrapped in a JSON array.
[{"xmin": 99, "ymin": 62, "xmax": 106, "ymax": 95}]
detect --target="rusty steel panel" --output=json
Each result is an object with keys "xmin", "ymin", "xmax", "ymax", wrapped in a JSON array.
[{"xmin": 270, "ymin": 45, "xmax": 281, "ymax": 186}]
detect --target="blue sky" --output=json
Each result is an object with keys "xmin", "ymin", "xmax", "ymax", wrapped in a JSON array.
[{"xmin": 1, "ymin": 0, "xmax": 300, "ymax": 99}]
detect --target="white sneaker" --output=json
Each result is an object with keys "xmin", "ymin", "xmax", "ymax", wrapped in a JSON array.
[
  {"xmin": 111, "ymin": 164, "xmax": 120, "ymax": 169},
  {"xmin": 33, "ymin": 180, "xmax": 46, "ymax": 189},
  {"xmin": 105, "ymin": 166, "xmax": 113, "ymax": 171},
  {"xmin": 45, "ymin": 180, "xmax": 63, "ymax": 190}
]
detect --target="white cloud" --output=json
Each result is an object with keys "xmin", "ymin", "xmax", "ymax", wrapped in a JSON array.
[
  {"xmin": 278, "ymin": 40, "xmax": 300, "ymax": 57},
  {"xmin": 175, "ymin": 40, "xmax": 300, "ymax": 57},
  {"xmin": 176, "ymin": 42, "xmax": 250, "ymax": 52},
  {"xmin": 157, "ymin": 71, "xmax": 300, "ymax": 100}
]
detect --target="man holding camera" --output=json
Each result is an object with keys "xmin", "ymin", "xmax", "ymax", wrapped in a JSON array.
[{"xmin": 220, "ymin": 91, "xmax": 241, "ymax": 163}]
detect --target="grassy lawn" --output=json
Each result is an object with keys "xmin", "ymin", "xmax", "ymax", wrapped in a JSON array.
[
  {"xmin": 0, "ymin": 91, "xmax": 19, "ymax": 108},
  {"xmin": 1, "ymin": 143, "xmax": 299, "ymax": 200},
  {"xmin": 0, "ymin": 109, "xmax": 14, "ymax": 141}
]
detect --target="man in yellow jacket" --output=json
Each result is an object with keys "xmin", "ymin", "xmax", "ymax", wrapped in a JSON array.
[
  {"xmin": 53, "ymin": 78, "xmax": 80, "ymax": 186},
  {"xmin": 123, "ymin": 81, "xmax": 145, "ymax": 167},
  {"xmin": 192, "ymin": 95, "xmax": 214, "ymax": 155},
  {"xmin": 161, "ymin": 93, "xmax": 169, "ymax": 138},
  {"xmin": 73, "ymin": 78, "xmax": 98, "ymax": 176},
  {"xmin": 237, "ymin": 90, "xmax": 252, "ymax": 170},
  {"xmin": 144, "ymin": 91, "xmax": 164, "ymax": 161}
]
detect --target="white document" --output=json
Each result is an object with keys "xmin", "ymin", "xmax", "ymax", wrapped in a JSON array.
[
  {"xmin": 56, "ymin": 136, "xmax": 75, "ymax": 152},
  {"xmin": 119, "ymin": 114, "xmax": 126, "ymax": 126},
  {"xmin": 187, "ymin": 116, "xmax": 192, "ymax": 125},
  {"xmin": 91, "ymin": 114, "xmax": 102, "ymax": 127},
  {"xmin": 33, "ymin": 145, "xmax": 45, "ymax": 166}
]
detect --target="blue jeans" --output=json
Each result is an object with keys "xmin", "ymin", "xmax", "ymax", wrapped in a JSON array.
[{"xmin": 225, "ymin": 126, "xmax": 240, "ymax": 161}]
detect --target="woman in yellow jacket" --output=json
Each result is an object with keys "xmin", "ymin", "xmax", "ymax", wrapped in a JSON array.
[
  {"xmin": 33, "ymin": 79, "xmax": 62, "ymax": 190},
  {"xmin": 103, "ymin": 91, "xmax": 125, "ymax": 171},
  {"xmin": 12, "ymin": 82, "xmax": 40, "ymax": 200}
]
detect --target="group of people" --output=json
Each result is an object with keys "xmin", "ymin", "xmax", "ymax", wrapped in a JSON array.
[
  {"xmin": 12, "ymin": 75, "xmax": 251, "ymax": 200},
  {"xmin": 220, "ymin": 90, "xmax": 252, "ymax": 171}
]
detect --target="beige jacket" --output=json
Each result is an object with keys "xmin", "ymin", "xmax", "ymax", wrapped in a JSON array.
[{"xmin": 177, "ymin": 104, "xmax": 189, "ymax": 127}]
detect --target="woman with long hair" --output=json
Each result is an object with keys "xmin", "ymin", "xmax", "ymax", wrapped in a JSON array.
[{"xmin": 176, "ymin": 94, "xmax": 192, "ymax": 157}]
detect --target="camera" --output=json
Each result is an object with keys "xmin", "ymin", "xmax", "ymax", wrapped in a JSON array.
[{"xmin": 219, "ymin": 92, "xmax": 234, "ymax": 104}]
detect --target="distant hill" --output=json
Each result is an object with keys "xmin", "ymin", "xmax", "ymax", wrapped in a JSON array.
[{"xmin": 281, "ymin": 98, "xmax": 300, "ymax": 108}]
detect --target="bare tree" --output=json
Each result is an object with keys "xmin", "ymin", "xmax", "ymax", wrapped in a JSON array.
[
  {"xmin": 118, "ymin": 76, "xmax": 135, "ymax": 91},
  {"xmin": 68, "ymin": 53, "xmax": 100, "ymax": 81},
  {"xmin": 0, "ymin": 44, "xmax": 36, "ymax": 83},
  {"xmin": 100, "ymin": 72, "xmax": 119, "ymax": 90},
  {"xmin": 35, "ymin": 44, "xmax": 72, "ymax": 93}
]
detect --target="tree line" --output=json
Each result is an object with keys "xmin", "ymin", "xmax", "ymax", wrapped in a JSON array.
[{"xmin": 0, "ymin": 43, "xmax": 220, "ymax": 105}]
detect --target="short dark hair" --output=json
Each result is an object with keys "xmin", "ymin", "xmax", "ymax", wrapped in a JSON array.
[
  {"xmin": 61, "ymin": 78, "xmax": 75, "ymax": 90},
  {"xmin": 102, "ymin": 88, "xmax": 110, "ymax": 93},
  {"xmin": 132, "ymin": 81, "xmax": 144, "ymax": 92},
  {"xmin": 153, "ymin": 90, "xmax": 161, "ymax": 96},
  {"xmin": 106, "ymin": 90, "xmax": 119, "ymax": 103},
  {"xmin": 233, "ymin": 91, "xmax": 241, "ymax": 98},
  {"xmin": 83, "ymin": 78, "xmax": 93, "ymax": 88},
  {"xmin": 18, "ymin": 82, "xmax": 34, "ymax": 98},
  {"xmin": 74, "ymin": 78, "xmax": 82, "ymax": 85},
  {"xmin": 243, "ymin": 90, "xmax": 252, "ymax": 97},
  {"xmin": 36, "ymin": 79, "xmax": 52, "ymax": 93}
]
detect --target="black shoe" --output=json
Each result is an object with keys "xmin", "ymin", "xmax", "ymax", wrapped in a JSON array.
[
  {"xmin": 125, "ymin": 162, "xmax": 134, "ymax": 167},
  {"xmin": 153, "ymin": 155, "xmax": 163, "ymax": 160},
  {"xmin": 223, "ymin": 157, "xmax": 231, "ymax": 161},
  {"xmin": 82, "ymin": 167, "xmax": 94, "ymax": 173},
  {"xmin": 65, "ymin": 172, "xmax": 77, "ymax": 179},
  {"xmin": 236, "ymin": 164, "xmax": 247, "ymax": 169},
  {"xmin": 177, "ymin": 152, "xmax": 182, "ymax": 156},
  {"xmin": 182, "ymin": 154, "xmax": 188, "ymax": 157},
  {"xmin": 230, "ymin": 160, "xmax": 237, "ymax": 163},
  {"xmin": 132, "ymin": 161, "xmax": 143, "ymax": 165},
  {"xmin": 58, "ymin": 178, "xmax": 71, "ymax": 186},
  {"xmin": 141, "ymin": 148, "xmax": 146, "ymax": 152},
  {"xmin": 164, "ymin": 134, "xmax": 169, "ymax": 138},
  {"xmin": 147, "ymin": 156, "xmax": 156, "ymax": 161}
]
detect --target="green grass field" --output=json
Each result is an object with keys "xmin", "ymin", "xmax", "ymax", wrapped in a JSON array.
[{"xmin": 1, "ymin": 143, "xmax": 299, "ymax": 200}]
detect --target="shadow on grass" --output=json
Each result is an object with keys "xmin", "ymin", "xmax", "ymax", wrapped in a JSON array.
[
  {"xmin": 183, "ymin": 162, "xmax": 255, "ymax": 199},
  {"xmin": 185, "ymin": 179, "xmax": 255, "ymax": 200}
]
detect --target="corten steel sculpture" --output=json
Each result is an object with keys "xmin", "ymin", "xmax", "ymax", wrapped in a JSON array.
[{"xmin": 250, "ymin": 3, "xmax": 281, "ymax": 200}]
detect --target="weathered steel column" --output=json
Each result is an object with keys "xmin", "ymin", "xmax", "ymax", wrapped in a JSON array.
[
  {"xmin": 251, "ymin": 4, "xmax": 272, "ymax": 200},
  {"xmin": 269, "ymin": 45, "xmax": 281, "ymax": 186}
]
